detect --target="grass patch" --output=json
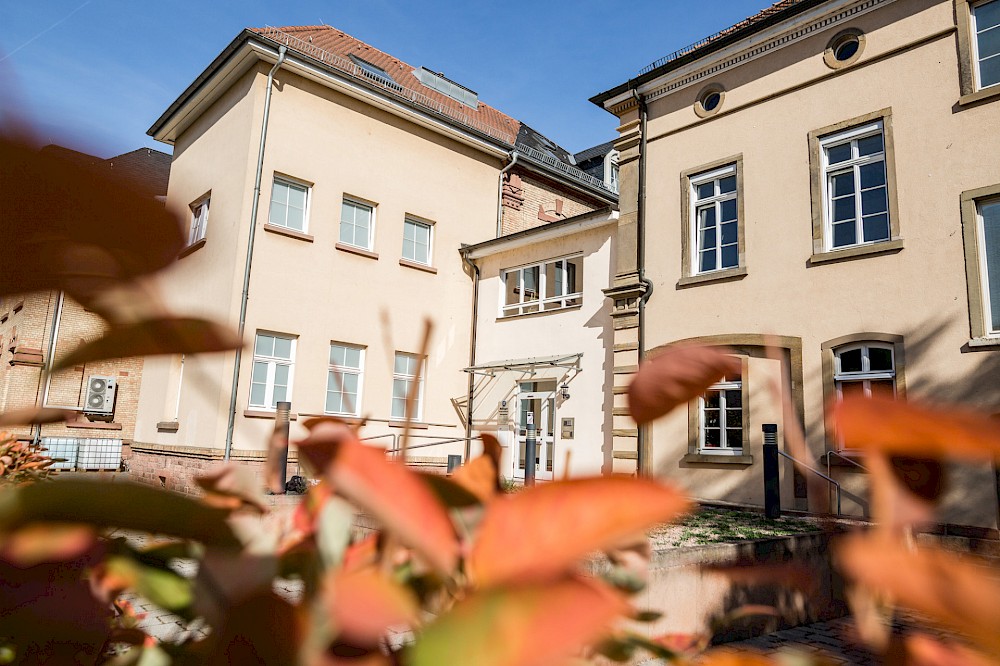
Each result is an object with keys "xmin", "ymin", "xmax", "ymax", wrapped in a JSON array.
[{"xmin": 654, "ymin": 507, "xmax": 820, "ymax": 548}]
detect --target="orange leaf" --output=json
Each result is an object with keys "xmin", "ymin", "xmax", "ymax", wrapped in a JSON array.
[
  {"xmin": 409, "ymin": 577, "xmax": 629, "ymax": 666},
  {"xmin": 837, "ymin": 532, "xmax": 1000, "ymax": 655},
  {"xmin": 195, "ymin": 463, "xmax": 268, "ymax": 513},
  {"xmin": 0, "ymin": 407, "xmax": 77, "ymax": 427},
  {"xmin": 833, "ymin": 396, "xmax": 1000, "ymax": 461},
  {"xmin": 52, "ymin": 317, "xmax": 242, "ymax": 371},
  {"xmin": 0, "ymin": 523, "xmax": 97, "ymax": 567},
  {"xmin": 326, "ymin": 566, "xmax": 418, "ymax": 643},
  {"xmin": 628, "ymin": 346, "xmax": 741, "ymax": 425},
  {"xmin": 696, "ymin": 649, "xmax": 778, "ymax": 665},
  {"xmin": 469, "ymin": 477, "xmax": 690, "ymax": 587},
  {"xmin": 342, "ymin": 535, "xmax": 379, "ymax": 574},
  {"xmin": 451, "ymin": 455, "xmax": 498, "ymax": 503},
  {"xmin": 297, "ymin": 420, "xmax": 459, "ymax": 575},
  {"xmin": 905, "ymin": 633, "xmax": 995, "ymax": 666}
]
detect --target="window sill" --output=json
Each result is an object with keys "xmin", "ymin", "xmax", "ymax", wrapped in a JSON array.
[
  {"xmin": 677, "ymin": 266, "xmax": 748, "ymax": 288},
  {"xmin": 682, "ymin": 452, "xmax": 754, "ymax": 465},
  {"xmin": 388, "ymin": 420, "xmax": 430, "ymax": 430},
  {"xmin": 67, "ymin": 420, "xmax": 123, "ymax": 431},
  {"xmin": 243, "ymin": 409, "xmax": 298, "ymax": 420},
  {"xmin": 399, "ymin": 258, "xmax": 437, "ymax": 274},
  {"xmin": 808, "ymin": 238, "xmax": 904, "ymax": 266},
  {"xmin": 336, "ymin": 242, "xmax": 379, "ymax": 260},
  {"xmin": 967, "ymin": 337, "xmax": 1000, "ymax": 350},
  {"xmin": 264, "ymin": 224, "xmax": 314, "ymax": 243},
  {"xmin": 156, "ymin": 420, "xmax": 179, "ymax": 432},
  {"xmin": 497, "ymin": 304, "xmax": 583, "ymax": 322},
  {"xmin": 178, "ymin": 237, "xmax": 207, "ymax": 258},
  {"xmin": 958, "ymin": 85, "xmax": 1000, "ymax": 107}
]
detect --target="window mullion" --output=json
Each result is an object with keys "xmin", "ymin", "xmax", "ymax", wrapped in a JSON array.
[
  {"xmin": 265, "ymin": 361, "xmax": 276, "ymax": 408},
  {"xmin": 854, "ymin": 163, "xmax": 864, "ymax": 242}
]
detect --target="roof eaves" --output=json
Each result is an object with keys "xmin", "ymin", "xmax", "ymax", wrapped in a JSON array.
[
  {"xmin": 460, "ymin": 206, "xmax": 617, "ymax": 257},
  {"xmin": 590, "ymin": 0, "xmax": 827, "ymax": 107}
]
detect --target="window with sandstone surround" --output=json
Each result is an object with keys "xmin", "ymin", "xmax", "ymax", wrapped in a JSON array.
[
  {"xmin": 679, "ymin": 155, "xmax": 746, "ymax": 287},
  {"xmin": 956, "ymin": 0, "xmax": 1000, "ymax": 104},
  {"xmin": 326, "ymin": 342, "xmax": 364, "ymax": 417},
  {"xmin": 500, "ymin": 255, "xmax": 583, "ymax": 317},
  {"xmin": 340, "ymin": 197, "xmax": 375, "ymax": 251},
  {"xmin": 961, "ymin": 183, "xmax": 1000, "ymax": 342},
  {"xmin": 391, "ymin": 352, "xmax": 424, "ymax": 421},
  {"xmin": 402, "ymin": 218, "xmax": 433, "ymax": 265},
  {"xmin": 268, "ymin": 177, "xmax": 309, "ymax": 233}
]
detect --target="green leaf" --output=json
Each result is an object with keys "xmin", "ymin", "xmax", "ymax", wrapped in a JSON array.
[
  {"xmin": 0, "ymin": 479, "xmax": 240, "ymax": 547},
  {"xmin": 106, "ymin": 555, "xmax": 194, "ymax": 617}
]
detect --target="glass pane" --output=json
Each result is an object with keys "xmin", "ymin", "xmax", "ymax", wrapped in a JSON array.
[
  {"xmin": 857, "ymin": 133, "xmax": 884, "ymax": 157},
  {"xmin": 833, "ymin": 197, "xmax": 855, "ymax": 222},
  {"xmin": 719, "ymin": 175, "xmax": 736, "ymax": 194},
  {"xmin": 268, "ymin": 202, "xmax": 287, "ymax": 226},
  {"xmin": 870, "ymin": 379, "xmax": 896, "ymax": 399},
  {"xmin": 394, "ymin": 354, "xmax": 410, "ymax": 376},
  {"xmin": 326, "ymin": 389, "xmax": 343, "ymax": 414},
  {"xmin": 720, "ymin": 221, "xmax": 738, "ymax": 245},
  {"xmin": 330, "ymin": 345, "xmax": 346, "ymax": 367},
  {"xmin": 839, "ymin": 348, "xmax": 863, "ymax": 373},
  {"xmin": 859, "ymin": 162, "xmax": 886, "ymax": 189},
  {"xmin": 833, "ymin": 221, "xmax": 856, "ymax": 247},
  {"xmin": 255, "ymin": 335, "xmax": 274, "ymax": 356},
  {"xmin": 402, "ymin": 238, "xmax": 415, "ymax": 261},
  {"xmin": 271, "ymin": 182, "xmax": 288, "ymax": 205},
  {"xmin": 721, "ymin": 245, "xmax": 738, "ymax": 268},
  {"xmin": 273, "ymin": 337, "xmax": 292, "ymax": 360},
  {"xmin": 977, "ymin": 0, "xmax": 1000, "ymax": 32},
  {"xmin": 273, "ymin": 364, "xmax": 289, "ymax": 386},
  {"xmin": 704, "ymin": 429, "xmax": 721, "ymax": 447},
  {"xmin": 272, "ymin": 383, "xmax": 287, "ymax": 407},
  {"xmin": 980, "ymin": 53, "xmax": 1000, "ymax": 88},
  {"xmin": 345, "ymin": 347, "xmax": 361, "ymax": 369},
  {"xmin": 523, "ymin": 267, "xmax": 539, "ymax": 301},
  {"xmin": 391, "ymin": 397, "xmax": 407, "ymax": 420},
  {"xmin": 704, "ymin": 408, "xmax": 720, "ymax": 428},
  {"xmin": 393, "ymin": 376, "xmax": 409, "ymax": 399},
  {"xmin": 287, "ymin": 207, "xmax": 304, "ymax": 231},
  {"xmin": 868, "ymin": 346, "xmax": 893, "ymax": 371},
  {"xmin": 697, "ymin": 182, "xmax": 714, "ymax": 200},
  {"xmin": 341, "ymin": 201, "xmax": 355, "ymax": 225},
  {"xmin": 725, "ymin": 409, "xmax": 742, "ymax": 428},
  {"xmin": 340, "ymin": 219, "xmax": 355, "ymax": 244},
  {"xmin": 982, "ymin": 200, "xmax": 1000, "ymax": 330},
  {"xmin": 341, "ymin": 372, "xmax": 359, "ymax": 395},
  {"xmin": 698, "ymin": 205, "xmax": 717, "ymax": 229},
  {"xmin": 545, "ymin": 261, "xmax": 561, "ymax": 298},
  {"xmin": 700, "ymin": 250, "xmax": 716, "ymax": 273},
  {"xmin": 288, "ymin": 184, "xmax": 306, "ymax": 209},
  {"xmin": 252, "ymin": 361, "xmax": 268, "ymax": 382},
  {"xmin": 704, "ymin": 392, "xmax": 721, "ymax": 409},
  {"xmin": 250, "ymin": 382, "xmax": 266, "ymax": 406},
  {"xmin": 834, "ymin": 39, "xmax": 859, "ymax": 61},
  {"xmin": 403, "ymin": 221, "xmax": 416, "ymax": 241},
  {"xmin": 861, "ymin": 187, "xmax": 888, "ymax": 215},
  {"xmin": 700, "ymin": 225, "xmax": 717, "ymax": 251},
  {"xmin": 726, "ymin": 428, "xmax": 743, "ymax": 448},
  {"xmin": 504, "ymin": 272, "xmax": 519, "ymax": 307},
  {"xmin": 720, "ymin": 198, "xmax": 737, "ymax": 222},
  {"xmin": 565, "ymin": 257, "xmax": 581, "ymax": 294},
  {"xmin": 977, "ymin": 21, "xmax": 1000, "ymax": 59},
  {"xmin": 862, "ymin": 214, "xmax": 890, "ymax": 242},
  {"xmin": 827, "ymin": 142, "xmax": 852, "ymax": 164},
  {"xmin": 832, "ymin": 172, "xmax": 855, "ymax": 197},
  {"xmin": 725, "ymin": 388, "xmax": 742, "ymax": 408}
]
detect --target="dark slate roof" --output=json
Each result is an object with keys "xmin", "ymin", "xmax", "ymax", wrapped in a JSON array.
[
  {"xmin": 105, "ymin": 148, "xmax": 172, "ymax": 196},
  {"xmin": 573, "ymin": 140, "xmax": 616, "ymax": 164},
  {"xmin": 515, "ymin": 124, "xmax": 577, "ymax": 166}
]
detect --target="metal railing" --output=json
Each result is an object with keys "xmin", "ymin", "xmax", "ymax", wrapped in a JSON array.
[
  {"xmin": 386, "ymin": 435, "xmax": 481, "ymax": 463},
  {"xmin": 638, "ymin": 0, "xmax": 808, "ymax": 75},
  {"xmin": 41, "ymin": 437, "xmax": 122, "ymax": 471},
  {"xmin": 255, "ymin": 27, "xmax": 618, "ymax": 197},
  {"xmin": 778, "ymin": 449, "xmax": 844, "ymax": 516},
  {"xmin": 824, "ymin": 450, "xmax": 869, "ymax": 479}
]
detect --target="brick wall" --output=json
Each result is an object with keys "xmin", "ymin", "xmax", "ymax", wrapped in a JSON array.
[
  {"xmin": 500, "ymin": 168, "xmax": 603, "ymax": 236},
  {"xmin": 0, "ymin": 291, "xmax": 145, "ymax": 443}
]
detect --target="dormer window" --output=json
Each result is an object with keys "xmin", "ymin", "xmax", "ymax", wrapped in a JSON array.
[{"xmin": 349, "ymin": 55, "xmax": 396, "ymax": 86}]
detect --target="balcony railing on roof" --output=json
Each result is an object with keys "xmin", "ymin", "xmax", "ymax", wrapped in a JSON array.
[{"xmin": 257, "ymin": 27, "xmax": 618, "ymax": 197}]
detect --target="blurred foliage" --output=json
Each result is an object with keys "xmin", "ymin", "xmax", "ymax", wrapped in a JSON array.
[{"xmin": 2, "ymin": 132, "xmax": 1000, "ymax": 666}]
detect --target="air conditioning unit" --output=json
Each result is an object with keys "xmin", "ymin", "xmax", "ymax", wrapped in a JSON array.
[{"xmin": 83, "ymin": 375, "xmax": 117, "ymax": 418}]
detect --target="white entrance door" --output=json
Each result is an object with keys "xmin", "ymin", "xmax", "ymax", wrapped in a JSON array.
[{"xmin": 516, "ymin": 381, "xmax": 556, "ymax": 481}]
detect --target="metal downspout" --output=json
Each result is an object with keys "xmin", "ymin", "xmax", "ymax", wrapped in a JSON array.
[
  {"xmin": 224, "ymin": 45, "xmax": 287, "ymax": 461},
  {"xmin": 496, "ymin": 151, "xmax": 519, "ymax": 237},
  {"xmin": 633, "ymin": 88, "xmax": 654, "ymax": 477},
  {"xmin": 461, "ymin": 249, "xmax": 480, "ymax": 461}
]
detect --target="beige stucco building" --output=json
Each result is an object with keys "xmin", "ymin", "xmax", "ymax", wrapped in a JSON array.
[
  {"xmin": 132, "ymin": 25, "xmax": 617, "ymax": 491},
  {"xmin": 593, "ymin": 0, "xmax": 1000, "ymax": 529}
]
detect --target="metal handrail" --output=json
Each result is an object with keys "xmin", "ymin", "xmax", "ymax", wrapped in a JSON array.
[
  {"xmin": 386, "ymin": 435, "xmax": 481, "ymax": 462},
  {"xmin": 824, "ymin": 450, "xmax": 869, "ymax": 480},
  {"xmin": 360, "ymin": 434, "xmax": 397, "ymax": 448},
  {"xmin": 777, "ymin": 450, "xmax": 844, "ymax": 516},
  {"xmin": 514, "ymin": 144, "xmax": 617, "ymax": 194}
]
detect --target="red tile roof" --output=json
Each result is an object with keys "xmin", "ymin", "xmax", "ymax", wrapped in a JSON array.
[{"xmin": 250, "ymin": 25, "xmax": 521, "ymax": 144}]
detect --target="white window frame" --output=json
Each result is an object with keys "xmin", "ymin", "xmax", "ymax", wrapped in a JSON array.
[
  {"xmin": 340, "ymin": 197, "xmax": 376, "ymax": 251},
  {"xmin": 501, "ymin": 254, "xmax": 583, "ymax": 317},
  {"xmin": 833, "ymin": 343, "xmax": 896, "ymax": 399},
  {"xmin": 391, "ymin": 352, "xmax": 425, "ymax": 421},
  {"xmin": 972, "ymin": 0, "xmax": 1000, "ymax": 90},
  {"xmin": 820, "ymin": 121, "xmax": 891, "ymax": 251},
  {"xmin": 976, "ymin": 196, "xmax": 1000, "ymax": 336},
  {"xmin": 249, "ymin": 332, "xmax": 296, "ymax": 411},
  {"xmin": 268, "ymin": 176, "xmax": 311, "ymax": 232},
  {"xmin": 698, "ymin": 371, "xmax": 744, "ymax": 455},
  {"xmin": 690, "ymin": 164, "xmax": 739, "ymax": 274},
  {"xmin": 188, "ymin": 194, "xmax": 210, "ymax": 245},
  {"xmin": 326, "ymin": 342, "xmax": 365, "ymax": 417},
  {"xmin": 402, "ymin": 217, "xmax": 433, "ymax": 265}
]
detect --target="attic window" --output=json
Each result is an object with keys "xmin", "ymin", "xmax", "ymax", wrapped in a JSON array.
[
  {"xmin": 349, "ymin": 55, "xmax": 396, "ymax": 85},
  {"xmin": 414, "ymin": 68, "xmax": 479, "ymax": 109}
]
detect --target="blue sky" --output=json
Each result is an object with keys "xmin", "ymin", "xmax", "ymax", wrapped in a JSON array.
[{"xmin": 1, "ymin": 1, "xmax": 770, "ymax": 158}]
